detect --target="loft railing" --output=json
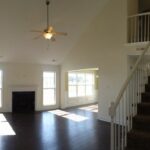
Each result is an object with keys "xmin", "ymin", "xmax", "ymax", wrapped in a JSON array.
[
  {"xmin": 128, "ymin": 12, "xmax": 150, "ymax": 43},
  {"xmin": 109, "ymin": 42, "xmax": 150, "ymax": 150}
]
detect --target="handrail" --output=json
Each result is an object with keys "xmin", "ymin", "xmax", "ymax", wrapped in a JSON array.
[
  {"xmin": 110, "ymin": 42, "xmax": 150, "ymax": 117},
  {"xmin": 128, "ymin": 12, "xmax": 150, "ymax": 18}
]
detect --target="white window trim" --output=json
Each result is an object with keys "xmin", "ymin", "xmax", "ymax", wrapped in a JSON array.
[
  {"xmin": 68, "ymin": 72, "xmax": 95, "ymax": 98},
  {"xmin": 43, "ymin": 71, "xmax": 56, "ymax": 106},
  {"xmin": 0, "ymin": 70, "xmax": 3, "ymax": 108}
]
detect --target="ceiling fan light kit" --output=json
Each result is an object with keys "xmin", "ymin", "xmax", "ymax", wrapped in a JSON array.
[
  {"xmin": 44, "ymin": 33, "xmax": 53, "ymax": 40},
  {"xmin": 32, "ymin": 0, "xmax": 67, "ymax": 41}
]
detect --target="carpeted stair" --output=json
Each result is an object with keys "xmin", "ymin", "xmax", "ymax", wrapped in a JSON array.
[{"xmin": 126, "ymin": 76, "xmax": 150, "ymax": 150}]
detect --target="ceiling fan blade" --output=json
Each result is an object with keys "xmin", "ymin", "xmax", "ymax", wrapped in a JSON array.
[
  {"xmin": 31, "ymin": 30, "xmax": 43, "ymax": 33},
  {"xmin": 54, "ymin": 32, "xmax": 67, "ymax": 36},
  {"xmin": 33, "ymin": 34, "xmax": 42, "ymax": 40}
]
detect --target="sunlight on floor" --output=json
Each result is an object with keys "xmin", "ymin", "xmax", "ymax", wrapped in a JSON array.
[
  {"xmin": 49, "ymin": 110, "xmax": 88, "ymax": 122},
  {"xmin": 49, "ymin": 110, "xmax": 69, "ymax": 116},
  {"xmin": 0, "ymin": 113, "xmax": 7, "ymax": 122},
  {"xmin": 78, "ymin": 104, "xmax": 98, "ymax": 112},
  {"xmin": 63, "ymin": 114, "xmax": 88, "ymax": 122},
  {"xmin": 0, "ymin": 114, "xmax": 16, "ymax": 136}
]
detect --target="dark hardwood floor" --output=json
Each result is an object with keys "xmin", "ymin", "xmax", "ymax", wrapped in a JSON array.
[{"xmin": 0, "ymin": 105, "xmax": 110, "ymax": 150}]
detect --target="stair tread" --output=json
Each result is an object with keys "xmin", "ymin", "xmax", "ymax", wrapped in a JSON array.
[
  {"xmin": 142, "ymin": 92, "xmax": 150, "ymax": 97},
  {"xmin": 134, "ymin": 115, "xmax": 150, "ymax": 122},
  {"xmin": 133, "ymin": 115, "xmax": 150, "ymax": 132},
  {"xmin": 126, "ymin": 148, "xmax": 141, "ymax": 150},
  {"xmin": 143, "ymin": 92, "xmax": 150, "ymax": 94},
  {"xmin": 127, "ymin": 130, "xmax": 150, "ymax": 149},
  {"xmin": 128, "ymin": 130, "xmax": 150, "ymax": 138},
  {"xmin": 138, "ymin": 102, "xmax": 150, "ymax": 106},
  {"xmin": 126, "ymin": 148, "xmax": 144, "ymax": 150}
]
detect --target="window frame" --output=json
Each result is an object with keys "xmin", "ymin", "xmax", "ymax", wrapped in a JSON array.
[
  {"xmin": 43, "ymin": 71, "xmax": 56, "ymax": 106},
  {"xmin": 68, "ymin": 72, "xmax": 94, "ymax": 98},
  {"xmin": 0, "ymin": 70, "xmax": 2, "ymax": 108}
]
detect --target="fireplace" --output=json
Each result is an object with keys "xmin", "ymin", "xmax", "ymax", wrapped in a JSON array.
[{"xmin": 12, "ymin": 91, "xmax": 35, "ymax": 113}]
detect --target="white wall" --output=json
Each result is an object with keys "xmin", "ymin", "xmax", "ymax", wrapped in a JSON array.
[
  {"xmin": 61, "ymin": 0, "xmax": 128, "ymax": 122},
  {"xmin": 0, "ymin": 63, "xmax": 60, "ymax": 112}
]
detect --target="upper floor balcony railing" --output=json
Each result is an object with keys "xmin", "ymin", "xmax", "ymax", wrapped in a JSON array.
[{"xmin": 128, "ymin": 12, "xmax": 150, "ymax": 43}]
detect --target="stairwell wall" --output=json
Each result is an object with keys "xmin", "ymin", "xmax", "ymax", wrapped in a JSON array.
[{"xmin": 61, "ymin": 0, "xmax": 128, "ymax": 122}]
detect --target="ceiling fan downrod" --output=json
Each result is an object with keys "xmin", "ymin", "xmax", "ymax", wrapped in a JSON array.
[{"xmin": 46, "ymin": 0, "xmax": 50, "ymax": 29}]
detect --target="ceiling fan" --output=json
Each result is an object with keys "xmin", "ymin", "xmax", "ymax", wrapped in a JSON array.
[{"xmin": 32, "ymin": 0, "xmax": 67, "ymax": 41}]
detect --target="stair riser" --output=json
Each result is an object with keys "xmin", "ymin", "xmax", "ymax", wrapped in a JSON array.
[
  {"xmin": 127, "ymin": 136, "xmax": 150, "ymax": 149},
  {"xmin": 148, "ymin": 77, "xmax": 150, "ymax": 84},
  {"xmin": 137, "ymin": 105, "xmax": 150, "ymax": 115},
  {"xmin": 126, "ymin": 148, "xmax": 142, "ymax": 150},
  {"xmin": 141, "ymin": 94, "xmax": 150, "ymax": 103},
  {"xmin": 145, "ymin": 85, "xmax": 150, "ymax": 92},
  {"xmin": 133, "ymin": 121, "xmax": 150, "ymax": 132}
]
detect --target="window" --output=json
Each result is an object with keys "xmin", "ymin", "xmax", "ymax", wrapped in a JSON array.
[
  {"xmin": 0, "ymin": 71, "xmax": 2, "ymax": 107},
  {"xmin": 68, "ymin": 72, "xmax": 94, "ymax": 98},
  {"xmin": 43, "ymin": 72, "xmax": 56, "ymax": 106}
]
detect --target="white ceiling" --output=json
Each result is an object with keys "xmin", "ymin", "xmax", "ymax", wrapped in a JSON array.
[{"xmin": 0, "ymin": 0, "xmax": 106, "ymax": 65}]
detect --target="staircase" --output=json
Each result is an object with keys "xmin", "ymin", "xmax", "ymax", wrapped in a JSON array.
[
  {"xmin": 109, "ymin": 42, "xmax": 150, "ymax": 150},
  {"xmin": 126, "ymin": 76, "xmax": 150, "ymax": 150}
]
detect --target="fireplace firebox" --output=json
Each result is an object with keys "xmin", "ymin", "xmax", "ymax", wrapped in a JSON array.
[{"xmin": 12, "ymin": 91, "xmax": 35, "ymax": 113}]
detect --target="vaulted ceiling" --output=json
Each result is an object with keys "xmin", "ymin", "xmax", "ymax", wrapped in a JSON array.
[{"xmin": 0, "ymin": 0, "xmax": 106, "ymax": 65}]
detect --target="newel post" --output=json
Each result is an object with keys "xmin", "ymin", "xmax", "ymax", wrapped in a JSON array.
[{"xmin": 109, "ymin": 102, "xmax": 115, "ymax": 150}]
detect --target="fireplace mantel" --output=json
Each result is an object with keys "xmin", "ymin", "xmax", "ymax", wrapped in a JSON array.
[{"xmin": 10, "ymin": 85, "xmax": 37, "ymax": 92}]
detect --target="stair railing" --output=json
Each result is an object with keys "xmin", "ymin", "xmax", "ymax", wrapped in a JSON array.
[
  {"xmin": 109, "ymin": 42, "xmax": 150, "ymax": 150},
  {"xmin": 128, "ymin": 12, "xmax": 150, "ymax": 43}
]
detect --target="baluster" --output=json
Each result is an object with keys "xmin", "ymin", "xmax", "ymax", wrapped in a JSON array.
[
  {"xmin": 144, "ymin": 15, "xmax": 146, "ymax": 41},
  {"xmin": 142, "ymin": 58, "xmax": 145, "ymax": 92},
  {"xmin": 136, "ymin": 70, "xmax": 138, "ymax": 113},
  {"xmin": 111, "ymin": 116, "xmax": 114, "ymax": 150},
  {"xmin": 133, "ymin": 74, "xmax": 136, "ymax": 116},
  {"xmin": 139, "ymin": 68, "xmax": 141, "ymax": 102},
  {"xmin": 118, "ymin": 105, "xmax": 121, "ymax": 150},
  {"xmin": 138, "ymin": 16, "xmax": 140, "ymax": 42},
  {"xmin": 141, "ymin": 16, "xmax": 143, "ymax": 42},
  {"xmin": 131, "ymin": 18, "xmax": 134, "ymax": 43},
  {"xmin": 128, "ymin": 18, "xmax": 131, "ymax": 43},
  {"xmin": 137, "ymin": 68, "xmax": 140, "ymax": 103},
  {"xmin": 129, "ymin": 81, "xmax": 132, "ymax": 130},
  {"xmin": 134, "ymin": 16, "xmax": 137, "ymax": 42},
  {"xmin": 131, "ymin": 78, "xmax": 134, "ymax": 127},
  {"xmin": 124, "ymin": 91, "xmax": 128, "ymax": 147},
  {"xmin": 126, "ymin": 85, "xmax": 130, "ymax": 132},
  {"xmin": 114, "ymin": 115, "xmax": 117, "ymax": 150},
  {"xmin": 134, "ymin": 71, "xmax": 137, "ymax": 115},
  {"xmin": 148, "ymin": 15, "xmax": 150, "ymax": 41},
  {"xmin": 122, "ymin": 95, "xmax": 125, "ymax": 149}
]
